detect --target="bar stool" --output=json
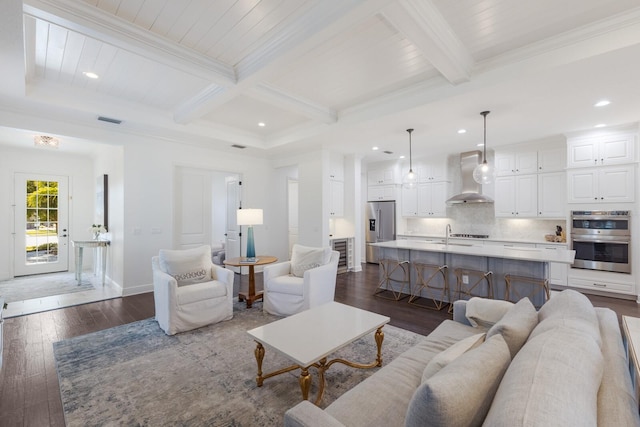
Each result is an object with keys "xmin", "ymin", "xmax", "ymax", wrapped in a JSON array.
[
  {"xmin": 374, "ymin": 259, "xmax": 411, "ymax": 301},
  {"xmin": 504, "ymin": 274, "xmax": 550, "ymax": 309},
  {"xmin": 409, "ymin": 262, "xmax": 449, "ymax": 310},
  {"xmin": 454, "ymin": 268, "xmax": 494, "ymax": 302}
]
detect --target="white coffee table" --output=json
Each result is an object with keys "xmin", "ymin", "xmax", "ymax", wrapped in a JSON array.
[{"xmin": 247, "ymin": 302, "xmax": 390, "ymax": 404}]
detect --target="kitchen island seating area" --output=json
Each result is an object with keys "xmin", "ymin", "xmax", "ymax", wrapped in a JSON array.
[{"xmin": 371, "ymin": 240, "xmax": 567, "ymax": 310}]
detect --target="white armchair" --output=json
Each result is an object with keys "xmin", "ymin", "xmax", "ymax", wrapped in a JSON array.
[
  {"xmin": 263, "ymin": 244, "xmax": 340, "ymax": 316},
  {"xmin": 152, "ymin": 245, "xmax": 234, "ymax": 335}
]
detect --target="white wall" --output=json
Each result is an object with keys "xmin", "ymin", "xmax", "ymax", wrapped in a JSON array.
[
  {"xmin": 0, "ymin": 146, "xmax": 94, "ymax": 280},
  {"xmin": 267, "ymin": 165, "xmax": 298, "ymax": 262}
]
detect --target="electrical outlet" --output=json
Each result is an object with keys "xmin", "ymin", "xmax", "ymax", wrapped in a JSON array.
[{"xmin": 462, "ymin": 274, "xmax": 469, "ymax": 285}]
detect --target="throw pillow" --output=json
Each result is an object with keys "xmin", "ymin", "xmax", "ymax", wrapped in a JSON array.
[
  {"xmin": 486, "ymin": 297, "xmax": 538, "ymax": 358},
  {"xmin": 421, "ymin": 333, "xmax": 486, "ymax": 382},
  {"xmin": 159, "ymin": 245, "xmax": 211, "ymax": 287},
  {"xmin": 465, "ymin": 297, "xmax": 514, "ymax": 328},
  {"xmin": 405, "ymin": 334, "xmax": 511, "ymax": 427},
  {"xmin": 290, "ymin": 244, "xmax": 330, "ymax": 278}
]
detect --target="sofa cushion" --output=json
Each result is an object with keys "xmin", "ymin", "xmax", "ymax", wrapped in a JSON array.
[
  {"xmin": 265, "ymin": 274, "xmax": 304, "ymax": 295},
  {"xmin": 483, "ymin": 326, "xmax": 603, "ymax": 426},
  {"xmin": 595, "ymin": 308, "xmax": 640, "ymax": 427},
  {"xmin": 159, "ymin": 245, "xmax": 211, "ymax": 287},
  {"xmin": 529, "ymin": 289, "xmax": 602, "ymax": 347},
  {"xmin": 421, "ymin": 333, "xmax": 486, "ymax": 382},
  {"xmin": 176, "ymin": 280, "xmax": 227, "ymax": 305},
  {"xmin": 290, "ymin": 245, "xmax": 331, "ymax": 278},
  {"xmin": 405, "ymin": 334, "xmax": 511, "ymax": 427},
  {"xmin": 465, "ymin": 297, "xmax": 514, "ymax": 328},
  {"xmin": 486, "ymin": 297, "xmax": 538, "ymax": 358}
]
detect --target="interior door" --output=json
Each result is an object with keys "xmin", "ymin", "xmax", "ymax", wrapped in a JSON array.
[
  {"xmin": 225, "ymin": 177, "xmax": 241, "ymax": 272},
  {"xmin": 174, "ymin": 167, "xmax": 212, "ymax": 249},
  {"xmin": 14, "ymin": 173, "xmax": 69, "ymax": 276}
]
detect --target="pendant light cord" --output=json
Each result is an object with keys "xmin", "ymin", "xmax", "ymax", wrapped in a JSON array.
[
  {"xmin": 407, "ymin": 128, "xmax": 414, "ymax": 171},
  {"xmin": 480, "ymin": 111, "xmax": 490, "ymax": 162}
]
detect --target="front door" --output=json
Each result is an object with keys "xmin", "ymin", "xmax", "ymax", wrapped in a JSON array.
[{"xmin": 14, "ymin": 173, "xmax": 69, "ymax": 276}]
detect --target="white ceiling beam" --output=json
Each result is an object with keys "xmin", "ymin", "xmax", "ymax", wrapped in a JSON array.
[
  {"xmin": 174, "ymin": 0, "xmax": 390, "ymax": 124},
  {"xmin": 0, "ymin": 0, "xmax": 26, "ymax": 97},
  {"xmin": 245, "ymin": 83, "xmax": 337, "ymax": 124},
  {"xmin": 23, "ymin": 0, "xmax": 236, "ymax": 85},
  {"xmin": 381, "ymin": 0, "xmax": 473, "ymax": 85}
]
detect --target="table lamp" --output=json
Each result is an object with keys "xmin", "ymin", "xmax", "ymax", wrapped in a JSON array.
[{"xmin": 237, "ymin": 208, "xmax": 263, "ymax": 262}]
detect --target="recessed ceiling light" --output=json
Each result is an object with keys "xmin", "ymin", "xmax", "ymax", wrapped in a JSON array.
[
  {"xmin": 83, "ymin": 71, "xmax": 99, "ymax": 79},
  {"xmin": 594, "ymin": 123, "xmax": 607, "ymax": 128},
  {"xmin": 458, "ymin": 129, "xmax": 467, "ymax": 134},
  {"xmin": 399, "ymin": 155, "xmax": 405, "ymax": 159},
  {"xmin": 372, "ymin": 146, "xmax": 379, "ymax": 151},
  {"xmin": 594, "ymin": 100, "xmax": 610, "ymax": 107},
  {"xmin": 258, "ymin": 122, "xmax": 266, "ymax": 127},
  {"xmin": 477, "ymin": 143, "xmax": 484, "ymax": 147}
]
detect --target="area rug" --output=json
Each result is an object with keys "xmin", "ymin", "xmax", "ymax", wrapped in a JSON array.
[
  {"xmin": 54, "ymin": 303, "xmax": 424, "ymax": 426},
  {"xmin": 0, "ymin": 272, "xmax": 94, "ymax": 303}
]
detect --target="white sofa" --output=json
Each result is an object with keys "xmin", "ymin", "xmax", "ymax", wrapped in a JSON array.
[
  {"xmin": 284, "ymin": 290, "xmax": 640, "ymax": 427},
  {"xmin": 152, "ymin": 245, "xmax": 234, "ymax": 335},
  {"xmin": 263, "ymin": 245, "xmax": 339, "ymax": 316}
]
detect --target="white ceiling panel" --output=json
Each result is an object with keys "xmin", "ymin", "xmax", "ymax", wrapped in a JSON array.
[
  {"xmin": 432, "ymin": 0, "xmax": 640, "ymax": 61},
  {"xmin": 201, "ymin": 94, "xmax": 310, "ymax": 134},
  {"xmin": 270, "ymin": 14, "xmax": 436, "ymax": 110}
]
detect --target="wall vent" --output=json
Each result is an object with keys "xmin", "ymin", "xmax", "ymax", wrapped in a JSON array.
[
  {"xmin": 231, "ymin": 144, "xmax": 246, "ymax": 149},
  {"xmin": 98, "ymin": 116, "xmax": 122, "ymax": 124},
  {"xmin": 383, "ymin": 150, "xmax": 393, "ymax": 154}
]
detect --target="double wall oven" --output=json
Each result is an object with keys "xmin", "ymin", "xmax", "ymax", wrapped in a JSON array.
[{"xmin": 571, "ymin": 210, "xmax": 631, "ymax": 274}]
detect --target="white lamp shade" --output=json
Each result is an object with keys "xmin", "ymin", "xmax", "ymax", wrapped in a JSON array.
[{"xmin": 237, "ymin": 209, "xmax": 263, "ymax": 226}]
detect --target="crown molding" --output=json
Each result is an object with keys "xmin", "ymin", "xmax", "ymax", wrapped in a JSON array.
[
  {"xmin": 23, "ymin": 0, "xmax": 236, "ymax": 85},
  {"xmin": 381, "ymin": 0, "xmax": 473, "ymax": 85}
]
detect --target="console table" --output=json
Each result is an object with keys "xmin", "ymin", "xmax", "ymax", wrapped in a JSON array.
[{"xmin": 72, "ymin": 240, "xmax": 109, "ymax": 286}]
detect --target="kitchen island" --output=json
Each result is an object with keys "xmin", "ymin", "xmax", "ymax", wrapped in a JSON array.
[{"xmin": 371, "ymin": 240, "xmax": 575, "ymax": 307}]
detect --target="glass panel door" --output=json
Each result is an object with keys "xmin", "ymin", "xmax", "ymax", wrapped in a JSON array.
[{"xmin": 14, "ymin": 173, "xmax": 69, "ymax": 276}]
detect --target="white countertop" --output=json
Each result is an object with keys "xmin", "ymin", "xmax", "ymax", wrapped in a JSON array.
[
  {"xmin": 372, "ymin": 240, "xmax": 575, "ymax": 264},
  {"xmin": 397, "ymin": 234, "xmax": 567, "ymax": 246}
]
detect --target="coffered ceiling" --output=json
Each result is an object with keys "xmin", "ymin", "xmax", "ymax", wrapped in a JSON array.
[{"xmin": 1, "ymin": 0, "xmax": 640, "ymax": 161}]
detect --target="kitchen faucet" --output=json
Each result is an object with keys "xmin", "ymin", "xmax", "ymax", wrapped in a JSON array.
[{"xmin": 445, "ymin": 224, "xmax": 452, "ymax": 246}]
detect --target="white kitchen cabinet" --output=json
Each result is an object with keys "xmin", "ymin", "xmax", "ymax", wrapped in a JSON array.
[
  {"xmin": 494, "ymin": 174, "xmax": 537, "ymax": 217},
  {"xmin": 417, "ymin": 182, "xmax": 448, "ymax": 217},
  {"xmin": 568, "ymin": 275, "xmax": 634, "ymax": 296},
  {"xmin": 368, "ymin": 167, "xmax": 397, "ymax": 185},
  {"xmin": 537, "ymin": 172, "xmax": 566, "ymax": 218},
  {"xmin": 401, "ymin": 187, "xmax": 418, "ymax": 217},
  {"xmin": 567, "ymin": 134, "xmax": 636, "ymax": 168},
  {"xmin": 415, "ymin": 159, "xmax": 447, "ymax": 182},
  {"xmin": 535, "ymin": 244, "xmax": 568, "ymax": 287},
  {"xmin": 568, "ymin": 165, "xmax": 635, "ymax": 203},
  {"xmin": 329, "ymin": 180, "xmax": 344, "ymax": 217},
  {"xmin": 329, "ymin": 153, "xmax": 344, "ymax": 181},
  {"xmin": 537, "ymin": 147, "xmax": 566, "ymax": 172},
  {"xmin": 495, "ymin": 151, "xmax": 538, "ymax": 176},
  {"xmin": 368, "ymin": 185, "xmax": 396, "ymax": 201}
]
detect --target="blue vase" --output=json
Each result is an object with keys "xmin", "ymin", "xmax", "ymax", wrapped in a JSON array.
[{"xmin": 246, "ymin": 226, "xmax": 256, "ymax": 260}]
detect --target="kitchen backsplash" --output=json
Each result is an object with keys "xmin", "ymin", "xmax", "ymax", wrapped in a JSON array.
[{"xmin": 402, "ymin": 202, "xmax": 568, "ymax": 242}]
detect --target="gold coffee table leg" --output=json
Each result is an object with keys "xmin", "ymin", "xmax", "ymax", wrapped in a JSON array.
[
  {"xmin": 374, "ymin": 327, "xmax": 384, "ymax": 367},
  {"xmin": 299, "ymin": 368, "xmax": 312, "ymax": 400},
  {"xmin": 255, "ymin": 342, "xmax": 265, "ymax": 386}
]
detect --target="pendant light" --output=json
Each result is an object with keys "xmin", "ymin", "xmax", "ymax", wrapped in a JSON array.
[
  {"xmin": 473, "ymin": 111, "xmax": 496, "ymax": 185},
  {"xmin": 402, "ymin": 128, "xmax": 417, "ymax": 189}
]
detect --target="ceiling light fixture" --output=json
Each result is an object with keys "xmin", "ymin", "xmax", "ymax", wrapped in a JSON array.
[
  {"xmin": 595, "ymin": 123, "xmax": 607, "ymax": 128},
  {"xmin": 473, "ymin": 111, "xmax": 495, "ymax": 185},
  {"xmin": 34, "ymin": 135, "xmax": 59, "ymax": 148},
  {"xmin": 372, "ymin": 146, "xmax": 379, "ymax": 151},
  {"xmin": 458, "ymin": 129, "xmax": 467, "ymax": 134},
  {"xmin": 402, "ymin": 128, "xmax": 417, "ymax": 189},
  {"xmin": 258, "ymin": 122, "xmax": 266, "ymax": 127},
  {"xmin": 83, "ymin": 71, "xmax": 99, "ymax": 79},
  {"xmin": 594, "ymin": 100, "xmax": 610, "ymax": 107}
]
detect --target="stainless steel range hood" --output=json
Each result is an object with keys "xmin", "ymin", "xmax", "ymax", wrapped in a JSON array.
[{"xmin": 446, "ymin": 150, "xmax": 494, "ymax": 205}]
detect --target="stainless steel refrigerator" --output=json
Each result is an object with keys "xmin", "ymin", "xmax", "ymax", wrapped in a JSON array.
[{"xmin": 365, "ymin": 201, "xmax": 396, "ymax": 263}]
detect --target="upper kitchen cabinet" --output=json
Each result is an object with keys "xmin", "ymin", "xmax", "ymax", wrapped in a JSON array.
[
  {"xmin": 537, "ymin": 147, "xmax": 566, "ymax": 172},
  {"xmin": 495, "ymin": 151, "xmax": 538, "ymax": 176},
  {"xmin": 368, "ymin": 166, "xmax": 399, "ymax": 186},
  {"xmin": 401, "ymin": 186, "xmax": 418, "ymax": 217},
  {"xmin": 568, "ymin": 165, "xmax": 635, "ymax": 203},
  {"xmin": 329, "ymin": 153, "xmax": 344, "ymax": 181},
  {"xmin": 567, "ymin": 133, "xmax": 636, "ymax": 168},
  {"xmin": 368, "ymin": 185, "xmax": 396, "ymax": 201},
  {"xmin": 494, "ymin": 174, "xmax": 538, "ymax": 217},
  {"xmin": 538, "ymin": 172, "xmax": 566, "ymax": 218},
  {"xmin": 417, "ymin": 182, "xmax": 448, "ymax": 217},
  {"xmin": 415, "ymin": 158, "xmax": 448, "ymax": 182},
  {"xmin": 329, "ymin": 180, "xmax": 344, "ymax": 217}
]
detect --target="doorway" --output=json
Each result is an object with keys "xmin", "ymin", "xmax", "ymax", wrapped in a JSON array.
[
  {"xmin": 287, "ymin": 178, "xmax": 299, "ymax": 258},
  {"xmin": 13, "ymin": 173, "xmax": 69, "ymax": 276}
]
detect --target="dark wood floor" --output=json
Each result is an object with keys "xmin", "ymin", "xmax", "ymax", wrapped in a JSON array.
[{"xmin": 2, "ymin": 263, "xmax": 640, "ymax": 426}]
